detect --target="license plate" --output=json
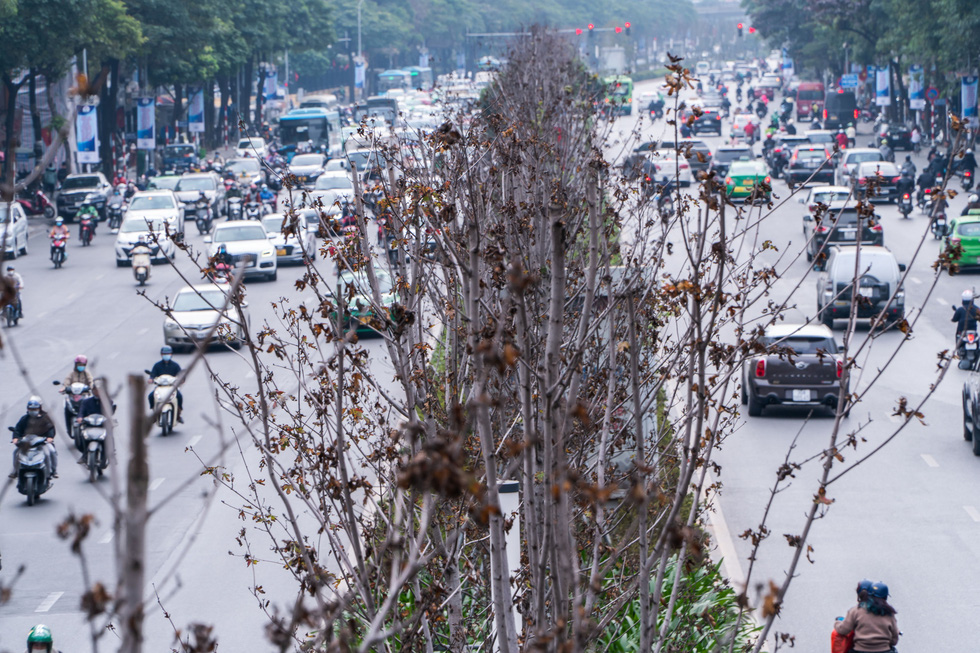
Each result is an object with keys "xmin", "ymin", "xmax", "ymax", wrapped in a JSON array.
[
  {"xmin": 359, "ymin": 315, "xmax": 370, "ymax": 324},
  {"xmin": 792, "ymin": 389, "xmax": 811, "ymax": 402},
  {"xmin": 840, "ymin": 231, "xmax": 855, "ymax": 240},
  {"xmin": 968, "ymin": 343, "xmax": 978, "ymax": 350},
  {"xmin": 734, "ymin": 186, "xmax": 747, "ymax": 193},
  {"xmin": 277, "ymin": 248, "xmax": 287, "ymax": 255},
  {"xmin": 859, "ymin": 287, "xmax": 873, "ymax": 298}
]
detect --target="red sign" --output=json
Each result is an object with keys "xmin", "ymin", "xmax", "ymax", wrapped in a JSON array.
[{"xmin": 926, "ymin": 86, "xmax": 939, "ymax": 101}]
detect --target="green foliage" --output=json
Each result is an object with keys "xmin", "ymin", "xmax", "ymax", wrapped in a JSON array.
[{"xmin": 599, "ymin": 555, "xmax": 761, "ymax": 653}]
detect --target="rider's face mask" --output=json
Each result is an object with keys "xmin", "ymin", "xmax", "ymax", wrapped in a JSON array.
[
  {"xmin": 76, "ymin": 365, "xmax": 86, "ymax": 372},
  {"xmin": 162, "ymin": 354, "xmax": 172, "ymax": 362},
  {"xmin": 28, "ymin": 409, "xmax": 40, "ymax": 417}
]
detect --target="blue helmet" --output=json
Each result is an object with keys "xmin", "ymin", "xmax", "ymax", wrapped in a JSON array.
[
  {"xmin": 870, "ymin": 582, "xmax": 889, "ymax": 599},
  {"xmin": 160, "ymin": 346, "xmax": 173, "ymax": 356},
  {"xmin": 857, "ymin": 579, "xmax": 873, "ymax": 595}
]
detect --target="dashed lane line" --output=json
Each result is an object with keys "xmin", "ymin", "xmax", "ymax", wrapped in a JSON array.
[
  {"xmin": 150, "ymin": 477, "xmax": 165, "ymax": 491},
  {"xmin": 35, "ymin": 592, "xmax": 64, "ymax": 612},
  {"xmin": 921, "ymin": 454, "xmax": 939, "ymax": 468},
  {"xmin": 965, "ymin": 506, "xmax": 980, "ymax": 522}
]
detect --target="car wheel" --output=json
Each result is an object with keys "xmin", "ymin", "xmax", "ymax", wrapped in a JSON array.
[
  {"xmin": 806, "ymin": 249, "xmax": 813, "ymax": 262},
  {"xmin": 740, "ymin": 381, "xmax": 748, "ymax": 405},
  {"xmin": 972, "ymin": 417, "xmax": 980, "ymax": 456},
  {"xmin": 20, "ymin": 235, "xmax": 28, "ymax": 256},
  {"xmin": 267, "ymin": 269, "xmax": 277, "ymax": 282},
  {"xmin": 116, "ymin": 259, "xmax": 126, "ymax": 268},
  {"xmin": 747, "ymin": 395, "xmax": 764, "ymax": 417},
  {"xmin": 964, "ymin": 398, "xmax": 973, "ymax": 441}
]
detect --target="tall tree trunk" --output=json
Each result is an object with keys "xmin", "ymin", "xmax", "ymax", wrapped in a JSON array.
[
  {"xmin": 100, "ymin": 60, "xmax": 119, "ymax": 179},
  {"xmin": 203, "ymin": 79, "xmax": 214, "ymax": 150},
  {"xmin": 171, "ymin": 82, "xmax": 183, "ymax": 141},
  {"xmin": 218, "ymin": 75, "xmax": 231, "ymax": 146},
  {"xmin": 243, "ymin": 57, "xmax": 254, "ymax": 129},
  {"xmin": 2, "ymin": 75, "xmax": 24, "ymax": 200},
  {"xmin": 28, "ymin": 70, "xmax": 42, "ymax": 169},
  {"xmin": 255, "ymin": 60, "xmax": 265, "ymax": 128}
]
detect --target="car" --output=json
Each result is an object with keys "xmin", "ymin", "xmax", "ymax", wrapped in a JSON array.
[
  {"xmin": 114, "ymin": 216, "xmax": 178, "ymax": 265},
  {"xmin": 205, "ymin": 220, "xmax": 278, "ymax": 281},
  {"xmin": 695, "ymin": 61, "xmax": 710, "ymax": 76},
  {"xmin": 942, "ymin": 213, "xmax": 980, "ymax": 270},
  {"xmin": 804, "ymin": 130, "xmax": 835, "ymax": 146},
  {"xmin": 798, "ymin": 185, "xmax": 853, "ymax": 220},
  {"xmin": 961, "ymin": 346, "xmax": 980, "ymax": 453},
  {"xmin": 835, "ymin": 148, "xmax": 884, "ymax": 187},
  {"xmin": 730, "ymin": 113, "xmax": 759, "ymax": 140},
  {"xmin": 784, "ymin": 145, "xmax": 834, "ymax": 188},
  {"xmin": 287, "ymin": 153, "xmax": 327, "ymax": 188},
  {"xmin": 161, "ymin": 144, "xmax": 199, "ymax": 172},
  {"xmin": 313, "ymin": 171, "xmax": 354, "ymax": 194},
  {"xmin": 125, "ymin": 190, "xmax": 185, "ymax": 234},
  {"xmin": 709, "ymin": 146, "xmax": 755, "ymax": 180},
  {"xmin": 692, "ymin": 106, "xmax": 723, "ymax": 135},
  {"xmin": 224, "ymin": 158, "xmax": 264, "ymax": 187},
  {"xmin": 795, "ymin": 82, "xmax": 825, "ymax": 121},
  {"xmin": 741, "ymin": 323, "xmax": 846, "ymax": 417},
  {"xmin": 823, "ymin": 90, "xmax": 857, "ymax": 131},
  {"xmin": 0, "ymin": 202, "xmax": 30, "ymax": 258},
  {"xmin": 645, "ymin": 152, "xmax": 694, "ymax": 187},
  {"xmin": 324, "ymin": 158, "xmax": 352, "ymax": 173},
  {"xmin": 621, "ymin": 141, "xmax": 659, "ymax": 181},
  {"xmin": 163, "ymin": 284, "xmax": 250, "ymax": 351},
  {"xmin": 174, "ymin": 172, "xmax": 225, "ymax": 217},
  {"xmin": 725, "ymin": 160, "xmax": 771, "ymax": 201},
  {"xmin": 880, "ymin": 123, "xmax": 912, "ymax": 151},
  {"xmin": 755, "ymin": 75, "xmax": 781, "ymax": 100},
  {"xmin": 816, "ymin": 245, "xmax": 906, "ymax": 328},
  {"xmin": 235, "ymin": 136, "xmax": 268, "ymax": 159},
  {"xmin": 677, "ymin": 139, "xmax": 713, "ymax": 175},
  {"xmin": 147, "ymin": 174, "xmax": 181, "ymax": 191},
  {"xmin": 335, "ymin": 268, "xmax": 396, "ymax": 334},
  {"xmin": 262, "ymin": 213, "xmax": 316, "ymax": 264},
  {"xmin": 767, "ymin": 135, "xmax": 811, "ymax": 178},
  {"xmin": 57, "ymin": 173, "xmax": 111, "ymax": 221},
  {"xmin": 851, "ymin": 160, "xmax": 901, "ymax": 202},
  {"xmin": 803, "ymin": 202, "xmax": 883, "ymax": 268},
  {"xmin": 345, "ymin": 148, "xmax": 383, "ymax": 175}
]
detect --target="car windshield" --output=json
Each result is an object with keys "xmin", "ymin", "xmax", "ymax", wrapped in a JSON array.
[
  {"xmin": 62, "ymin": 176, "xmax": 100, "ymax": 190},
  {"xmin": 340, "ymin": 271, "xmax": 393, "ymax": 295},
  {"xmin": 730, "ymin": 163, "xmax": 762, "ymax": 176},
  {"xmin": 715, "ymin": 149, "xmax": 752, "ymax": 163},
  {"xmin": 237, "ymin": 139, "xmax": 264, "ymax": 150},
  {"xmin": 812, "ymin": 190, "xmax": 851, "ymax": 204},
  {"xmin": 315, "ymin": 175, "xmax": 353, "ymax": 191},
  {"xmin": 807, "ymin": 133, "xmax": 833, "ymax": 143},
  {"xmin": 847, "ymin": 152, "xmax": 883, "ymax": 165},
  {"xmin": 797, "ymin": 150, "xmax": 827, "ymax": 160},
  {"xmin": 213, "ymin": 225, "xmax": 267, "ymax": 241},
  {"xmin": 165, "ymin": 145, "xmax": 195, "ymax": 157},
  {"xmin": 767, "ymin": 336, "xmax": 838, "ymax": 354},
  {"xmin": 346, "ymin": 150, "xmax": 379, "ymax": 169},
  {"xmin": 830, "ymin": 209, "xmax": 861, "ymax": 225},
  {"xmin": 175, "ymin": 177, "xmax": 215, "ymax": 192},
  {"xmin": 291, "ymin": 154, "xmax": 323, "ymax": 167},
  {"xmin": 128, "ymin": 196, "xmax": 175, "ymax": 211},
  {"xmin": 172, "ymin": 289, "xmax": 227, "ymax": 312},
  {"xmin": 958, "ymin": 222, "xmax": 980, "ymax": 237},
  {"xmin": 120, "ymin": 218, "xmax": 166, "ymax": 233},
  {"xmin": 262, "ymin": 217, "xmax": 284, "ymax": 233},
  {"xmin": 227, "ymin": 159, "xmax": 260, "ymax": 174},
  {"xmin": 837, "ymin": 252, "xmax": 898, "ymax": 278},
  {"xmin": 148, "ymin": 176, "xmax": 180, "ymax": 190}
]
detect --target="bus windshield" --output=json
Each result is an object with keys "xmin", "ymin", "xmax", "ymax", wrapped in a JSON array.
[{"xmin": 280, "ymin": 116, "xmax": 328, "ymax": 147}]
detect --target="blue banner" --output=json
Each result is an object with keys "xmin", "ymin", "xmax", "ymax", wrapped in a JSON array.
[
  {"xmin": 963, "ymin": 76, "xmax": 978, "ymax": 125},
  {"xmin": 188, "ymin": 88, "xmax": 204, "ymax": 133},
  {"xmin": 908, "ymin": 65, "xmax": 925, "ymax": 110},
  {"xmin": 136, "ymin": 97, "xmax": 155, "ymax": 149},
  {"xmin": 875, "ymin": 66, "xmax": 891, "ymax": 106},
  {"xmin": 75, "ymin": 105, "xmax": 99, "ymax": 163}
]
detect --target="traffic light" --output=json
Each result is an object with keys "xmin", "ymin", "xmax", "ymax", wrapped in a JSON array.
[
  {"xmin": 576, "ymin": 28, "xmax": 582, "ymax": 35},
  {"xmin": 624, "ymin": 21, "xmax": 631, "ymax": 36},
  {"xmin": 588, "ymin": 23, "xmax": 595, "ymax": 38},
  {"xmin": 737, "ymin": 23, "xmax": 743, "ymax": 37},
  {"xmin": 748, "ymin": 26, "xmax": 756, "ymax": 34}
]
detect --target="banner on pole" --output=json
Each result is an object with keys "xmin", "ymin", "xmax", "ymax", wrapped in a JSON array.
[
  {"xmin": 263, "ymin": 69, "xmax": 278, "ymax": 100},
  {"xmin": 188, "ymin": 88, "xmax": 205, "ymax": 133},
  {"xmin": 136, "ymin": 97, "xmax": 155, "ymax": 149},
  {"xmin": 963, "ymin": 76, "xmax": 979, "ymax": 126},
  {"xmin": 875, "ymin": 66, "xmax": 891, "ymax": 106},
  {"xmin": 909, "ymin": 65, "xmax": 925, "ymax": 110},
  {"xmin": 354, "ymin": 59, "xmax": 365, "ymax": 89},
  {"xmin": 76, "ymin": 105, "xmax": 99, "ymax": 163}
]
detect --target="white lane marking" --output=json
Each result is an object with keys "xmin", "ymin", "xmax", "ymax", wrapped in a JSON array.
[
  {"xmin": 920, "ymin": 454, "xmax": 939, "ymax": 468},
  {"xmin": 965, "ymin": 506, "xmax": 980, "ymax": 522},
  {"xmin": 938, "ymin": 297, "xmax": 949, "ymax": 306},
  {"xmin": 35, "ymin": 592, "xmax": 64, "ymax": 612},
  {"xmin": 99, "ymin": 530, "xmax": 114, "ymax": 544},
  {"xmin": 188, "ymin": 435, "xmax": 202, "ymax": 448},
  {"xmin": 95, "ymin": 273, "xmax": 106, "ymax": 281},
  {"xmin": 108, "ymin": 351, "xmax": 119, "ymax": 359},
  {"xmin": 702, "ymin": 470, "xmax": 744, "ymax": 585},
  {"xmin": 138, "ymin": 327, "xmax": 149, "ymax": 335},
  {"xmin": 150, "ymin": 477, "xmax": 165, "ymax": 491},
  {"xmin": 909, "ymin": 276, "xmax": 922, "ymax": 285},
  {"xmin": 245, "ymin": 371, "xmax": 255, "ymax": 379}
]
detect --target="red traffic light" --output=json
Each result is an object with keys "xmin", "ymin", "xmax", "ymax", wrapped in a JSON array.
[
  {"xmin": 737, "ymin": 22, "xmax": 743, "ymax": 29},
  {"xmin": 748, "ymin": 26, "xmax": 756, "ymax": 34},
  {"xmin": 615, "ymin": 26, "xmax": 622, "ymax": 33},
  {"xmin": 624, "ymin": 21, "xmax": 631, "ymax": 29},
  {"xmin": 576, "ymin": 28, "xmax": 582, "ymax": 35},
  {"xmin": 588, "ymin": 23, "xmax": 594, "ymax": 30}
]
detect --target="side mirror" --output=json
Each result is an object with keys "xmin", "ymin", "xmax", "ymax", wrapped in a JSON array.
[
  {"xmin": 898, "ymin": 263, "xmax": 907, "ymax": 272},
  {"xmin": 203, "ymin": 236, "xmax": 212, "ymax": 244},
  {"xmin": 144, "ymin": 369, "xmax": 152, "ymax": 375},
  {"xmin": 797, "ymin": 197, "xmax": 805, "ymax": 204},
  {"xmin": 803, "ymin": 214, "xmax": 813, "ymax": 222},
  {"xmin": 52, "ymin": 380, "xmax": 61, "ymax": 386}
]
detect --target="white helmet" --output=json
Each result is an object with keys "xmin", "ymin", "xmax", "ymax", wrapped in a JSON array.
[
  {"xmin": 963, "ymin": 290, "xmax": 974, "ymax": 302},
  {"xmin": 971, "ymin": 194, "xmax": 979, "ymax": 204}
]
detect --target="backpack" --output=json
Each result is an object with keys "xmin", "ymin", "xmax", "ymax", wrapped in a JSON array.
[{"xmin": 831, "ymin": 627, "xmax": 854, "ymax": 653}]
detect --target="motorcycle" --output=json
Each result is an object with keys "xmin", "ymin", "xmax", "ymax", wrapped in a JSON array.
[
  {"xmin": 50, "ymin": 233, "xmax": 67, "ymax": 268},
  {"xmin": 226, "ymin": 196, "xmax": 243, "ymax": 220},
  {"xmin": 79, "ymin": 212, "xmax": 96, "ymax": 246},
  {"xmin": 958, "ymin": 329, "xmax": 979, "ymax": 369},
  {"xmin": 80, "ymin": 414, "xmax": 109, "ymax": 482},
  {"xmin": 755, "ymin": 103, "xmax": 767, "ymax": 119},
  {"xmin": 146, "ymin": 373, "xmax": 179, "ymax": 436},
  {"xmin": 3, "ymin": 294, "xmax": 19, "ymax": 327},
  {"xmin": 107, "ymin": 194, "xmax": 126, "ymax": 232},
  {"xmin": 243, "ymin": 199, "xmax": 263, "ymax": 220},
  {"xmin": 15, "ymin": 189, "xmax": 55, "ymax": 219},
  {"xmin": 210, "ymin": 261, "xmax": 234, "ymax": 284},
  {"xmin": 194, "ymin": 200, "xmax": 213, "ymax": 234},
  {"xmin": 898, "ymin": 193, "xmax": 913, "ymax": 218},
  {"xmin": 735, "ymin": 88, "xmax": 742, "ymax": 102},
  {"xmin": 960, "ymin": 168, "xmax": 975, "ymax": 191},
  {"xmin": 7, "ymin": 429, "xmax": 52, "ymax": 506},
  {"xmin": 932, "ymin": 213, "xmax": 948, "ymax": 240},
  {"xmin": 54, "ymin": 380, "xmax": 90, "ymax": 451},
  {"xmin": 131, "ymin": 246, "xmax": 152, "ymax": 286}
]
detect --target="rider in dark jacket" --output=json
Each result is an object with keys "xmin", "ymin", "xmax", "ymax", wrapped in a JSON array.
[
  {"xmin": 10, "ymin": 397, "xmax": 57, "ymax": 478},
  {"xmin": 148, "ymin": 346, "xmax": 183, "ymax": 422}
]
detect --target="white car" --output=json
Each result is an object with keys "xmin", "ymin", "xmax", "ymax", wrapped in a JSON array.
[
  {"xmin": 324, "ymin": 158, "xmax": 351, "ymax": 173},
  {"xmin": 224, "ymin": 158, "xmax": 264, "ymax": 186},
  {"xmin": 0, "ymin": 202, "xmax": 30, "ymax": 258},
  {"xmin": 835, "ymin": 148, "xmax": 884, "ymax": 187},
  {"xmin": 125, "ymin": 190, "xmax": 185, "ymax": 234},
  {"xmin": 262, "ymin": 213, "xmax": 316, "ymax": 264},
  {"xmin": 115, "ymin": 216, "xmax": 178, "ymax": 265},
  {"xmin": 648, "ymin": 152, "xmax": 694, "ymax": 187},
  {"xmin": 235, "ymin": 136, "xmax": 268, "ymax": 159},
  {"xmin": 163, "ymin": 284, "xmax": 250, "ymax": 351},
  {"xmin": 205, "ymin": 220, "xmax": 278, "ymax": 281},
  {"xmin": 287, "ymin": 153, "xmax": 326, "ymax": 188}
]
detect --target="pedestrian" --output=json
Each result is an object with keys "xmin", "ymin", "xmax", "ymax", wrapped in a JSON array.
[{"xmin": 834, "ymin": 580, "xmax": 899, "ymax": 653}]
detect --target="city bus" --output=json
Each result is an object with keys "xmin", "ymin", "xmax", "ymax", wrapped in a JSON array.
[
  {"xmin": 378, "ymin": 70, "xmax": 412, "ymax": 94},
  {"xmin": 277, "ymin": 108, "xmax": 342, "ymax": 160},
  {"xmin": 602, "ymin": 75, "xmax": 634, "ymax": 116},
  {"xmin": 403, "ymin": 66, "xmax": 434, "ymax": 90}
]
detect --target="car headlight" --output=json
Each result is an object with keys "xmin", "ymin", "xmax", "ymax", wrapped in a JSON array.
[
  {"xmin": 164, "ymin": 320, "xmax": 180, "ymax": 332},
  {"xmin": 261, "ymin": 249, "xmax": 274, "ymax": 258}
]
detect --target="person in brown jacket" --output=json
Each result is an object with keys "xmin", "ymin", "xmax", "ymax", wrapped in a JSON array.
[{"xmin": 835, "ymin": 580, "xmax": 899, "ymax": 653}]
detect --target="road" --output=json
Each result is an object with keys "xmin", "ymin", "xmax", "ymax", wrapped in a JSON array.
[
  {"xmin": 613, "ymin": 78, "xmax": 974, "ymax": 652},
  {"xmin": 0, "ymin": 77, "xmax": 971, "ymax": 652}
]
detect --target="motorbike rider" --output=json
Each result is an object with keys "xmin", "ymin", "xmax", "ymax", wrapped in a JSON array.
[
  {"xmin": 878, "ymin": 138, "xmax": 894, "ymax": 163},
  {"xmin": 148, "ymin": 345, "xmax": 183, "ymax": 423},
  {"xmin": 49, "ymin": 217, "xmax": 70, "ymax": 257},
  {"xmin": 61, "ymin": 354, "xmax": 95, "ymax": 432},
  {"xmin": 130, "ymin": 235, "xmax": 152, "ymax": 273},
  {"xmin": 961, "ymin": 193, "xmax": 980, "ymax": 215},
  {"xmin": 810, "ymin": 118, "xmax": 823, "ymax": 130},
  {"xmin": 9, "ymin": 397, "xmax": 57, "ymax": 479},
  {"xmin": 956, "ymin": 148, "xmax": 978, "ymax": 176},
  {"xmin": 895, "ymin": 170, "xmax": 915, "ymax": 201},
  {"xmin": 953, "ymin": 290, "xmax": 980, "ymax": 346},
  {"xmin": 834, "ymin": 581, "xmax": 899, "ymax": 653},
  {"xmin": 845, "ymin": 123, "xmax": 857, "ymax": 147},
  {"xmin": 835, "ymin": 129, "xmax": 848, "ymax": 150},
  {"xmin": 900, "ymin": 155, "xmax": 916, "ymax": 178},
  {"xmin": 259, "ymin": 183, "xmax": 275, "ymax": 205},
  {"xmin": 5, "ymin": 265, "xmax": 24, "ymax": 319},
  {"xmin": 26, "ymin": 624, "xmax": 60, "ymax": 653},
  {"xmin": 77, "ymin": 204, "xmax": 98, "ymax": 237},
  {"xmin": 75, "ymin": 380, "xmax": 111, "ymax": 462}
]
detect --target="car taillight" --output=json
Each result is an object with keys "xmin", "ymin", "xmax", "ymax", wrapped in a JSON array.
[
  {"xmin": 925, "ymin": 188, "xmax": 932, "ymax": 195},
  {"xmin": 644, "ymin": 175, "xmax": 651, "ymax": 182},
  {"xmin": 755, "ymin": 358, "xmax": 767, "ymax": 378},
  {"xmin": 902, "ymin": 193, "xmax": 910, "ymax": 200},
  {"xmin": 970, "ymin": 333, "xmax": 977, "ymax": 344},
  {"xmin": 725, "ymin": 177, "xmax": 733, "ymax": 185},
  {"xmin": 824, "ymin": 109, "xmax": 828, "ymax": 120},
  {"xmin": 680, "ymin": 163, "xmax": 689, "ymax": 169},
  {"xmin": 858, "ymin": 177, "xmax": 866, "ymax": 184},
  {"xmin": 774, "ymin": 147, "xmax": 783, "ymax": 154},
  {"xmin": 892, "ymin": 176, "xmax": 901, "ymax": 183},
  {"xmin": 816, "ymin": 225, "xmax": 830, "ymax": 233},
  {"xmin": 836, "ymin": 359, "xmax": 843, "ymax": 378},
  {"xmin": 870, "ymin": 223, "xmax": 883, "ymax": 232},
  {"xmin": 853, "ymin": 109, "xmax": 859, "ymax": 120},
  {"xmin": 764, "ymin": 175, "xmax": 771, "ymax": 184},
  {"xmin": 952, "ymin": 237, "xmax": 962, "ymax": 246}
]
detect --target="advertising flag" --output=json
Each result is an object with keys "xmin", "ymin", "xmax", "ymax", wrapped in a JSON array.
[
  {"xmin": 962, "ymin": 76, "xmax": 979, "ymax": 126},
  {"xmin": 908, "ymin": 65, "xmax": 925, "ymax": 110},
  {"xmin": 75, "ymin": 105, "xmax": 99, "ymax": 163},
  {"xmin": 188, "ymin": 88, "xmax": 205, "ymax": 133},
  {"xmin": 263, "ymin": 69, "xmax": 278, "ymax": 100},
  {"xmin": 875, "ymin": 66, "xmax": 891, "ymax": 106},
  {"xmin": 136, "ymin": 97, "xmax": 155, "ymax": 149}
]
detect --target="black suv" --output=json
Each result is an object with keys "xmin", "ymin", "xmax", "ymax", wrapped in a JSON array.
[
  {"xmin": 692, "ymin": 106, "xmax": 723, "ymax": 135},
  {"xmin": 803, "ymin": 204, "xmax": 883, "ymax": 269},
  {"xmin": 785, "ymin": 145, "xmax": 835, "ymax": 188},
  {"xmin": 709, "ymin": 146, "xmax": 755, "ymax": 181},
  {"xmin": 816, "ymin": 245, "xmax": 905, "ymax": 328},
  {"xmin": 56, "ymin": 173, "xmax": 111, "ymax": 221},
  {"xmin": 161, "ymin": 143, "xmax": 199, "ymax": 172}
]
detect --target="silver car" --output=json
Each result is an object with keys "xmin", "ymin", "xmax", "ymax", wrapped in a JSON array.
[
  {"xmin": 262, "ymin": 213, "xmax": 316, "ymax": 264},
  {"xmin": 163, "ymin": 284, "xmax": 250, "ymax": 351},
  {"xmin": 0, "ymin": 202, "xmax": 30, "ymax": 259},
  {"xmin": 287, "ymin": 153, "xmax": 326, "ymax": 189}
]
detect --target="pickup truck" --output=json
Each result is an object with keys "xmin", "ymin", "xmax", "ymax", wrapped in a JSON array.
[{"xmin": 741, "ymin": 323, "xmax": 846, "ymax": 417}]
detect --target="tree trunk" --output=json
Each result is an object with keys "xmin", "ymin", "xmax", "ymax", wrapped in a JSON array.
[
  {"xmin": 29, "ymin": 70, "xmax": 43, "ymax": 170},
  {"xmin": 171, "ymin": 82, "xmax": 183, "ymax": 141},
  {"xmin": 119, "ymin": 374, "xmax": 149, "ymax": 653},
  {"xmin": 218, "ymin": 75, "xmax": 231, "ymax": 146},
  {"xmin": 100, "ymin": 60, "xmax": 119, "ymax": 179},
  {"xmin": 243, "ymin": 57, "xmax": 254, "ymax": 129},
  {"xmin": 203, "ymin": 79, "xmax": 214, "ymax": 150},
  {"xmin": 2, "ymin": 74, "xmax": 24, "ymax": 200},
  {"xmin": 255, "ymin": 61, "xmax": 265, "ymax": 127}
]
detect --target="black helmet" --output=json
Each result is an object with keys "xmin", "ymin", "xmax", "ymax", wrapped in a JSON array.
[{"xmin": 870, "ymin": 581, "xmax": 889, "ymax": 599}]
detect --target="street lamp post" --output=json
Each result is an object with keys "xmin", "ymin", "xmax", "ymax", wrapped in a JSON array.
[{"xmin": 357, "ymin": 0, "xmax": 363, "ymax": 60}]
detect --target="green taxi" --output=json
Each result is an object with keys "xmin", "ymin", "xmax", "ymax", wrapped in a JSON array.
[
  {"xmin": 725, "ymin": 159, "xmax": 771, "ymax": 201},
  {"xmin": 945, "ymin": 211, "xmax": 980, "ymax": 269},
  {"xmin": 335, "ymin": 268, "xmax": 397, "ymax": 334}
]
